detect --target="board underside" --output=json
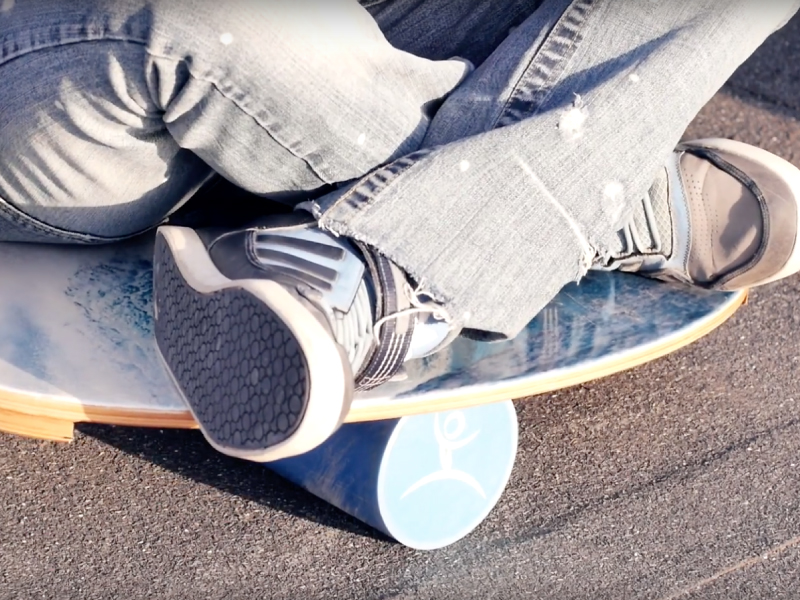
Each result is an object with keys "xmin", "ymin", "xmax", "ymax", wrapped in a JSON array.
[{"xmin": 0, "ymin": 235, "xmax": 745, "ymax": 436}]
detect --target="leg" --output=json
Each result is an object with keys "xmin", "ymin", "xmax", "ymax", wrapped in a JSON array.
[
  {"xmin": 314, "ymin": 0, "xmax": 800, "ymax": 337},
  {"xmin": 364, "ymin": 0, "xmax": 544, "ymax": 66},
  {"xmin": 0, "ymin": 0, "xmax": 470, "ymax": 243},
  {"xmin": 154, "ymin": 0, "xmax": 800, "ymax": 462},
  {"xmin": 0, "ymin": 0, "xmax": 518, "ymax": 460},
  {"xmin": 150, "ymin": 0, "xmax": 554, "ymax": 461}
]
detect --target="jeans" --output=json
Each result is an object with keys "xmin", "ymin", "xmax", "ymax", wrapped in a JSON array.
[{"xmin": 1, "ymin": 0, "xmax": 797, "ymax": 337}]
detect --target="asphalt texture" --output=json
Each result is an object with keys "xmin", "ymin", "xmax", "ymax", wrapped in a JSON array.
[{"xmin": 4, "ymin": 15, "xmax": 800, "ymax": 600}]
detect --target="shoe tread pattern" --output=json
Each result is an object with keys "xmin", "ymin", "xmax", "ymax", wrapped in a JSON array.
[{"xmin": 154, "ymin": 234, "xmax": 309, "ymax": 452}]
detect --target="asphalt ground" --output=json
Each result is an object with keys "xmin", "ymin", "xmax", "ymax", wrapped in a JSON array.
[{"xmin": 3, "ymin": 14, "xmax": 800, "ymax": 600}]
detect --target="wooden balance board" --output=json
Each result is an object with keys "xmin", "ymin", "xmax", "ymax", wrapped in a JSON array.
[{"xmin": 0, "ymin": 235, "xmax": 746, "ymax": 549}]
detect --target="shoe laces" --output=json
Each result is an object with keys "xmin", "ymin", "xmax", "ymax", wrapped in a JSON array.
[{"xmin": 372, "ymin": 282, "xmax": 454, "ymax": 346}]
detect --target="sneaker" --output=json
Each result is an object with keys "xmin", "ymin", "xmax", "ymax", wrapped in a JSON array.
[
  {"xmin": 597, "ymin": 138, "xmax": 800, "ymax": 289},
  {"xmin": 153, "ymin": 212, "xmax": 454, "ymax": 462}
]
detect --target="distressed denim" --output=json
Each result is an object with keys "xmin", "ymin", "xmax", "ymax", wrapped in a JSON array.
[{"xmin": 1, "ymin": 1, "xmax": 797, "ymax": 335}]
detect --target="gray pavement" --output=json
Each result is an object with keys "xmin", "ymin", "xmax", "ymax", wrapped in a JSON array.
[{"xmin": 3, "ymin": 15, "xmax": 800, "ymax": 600}]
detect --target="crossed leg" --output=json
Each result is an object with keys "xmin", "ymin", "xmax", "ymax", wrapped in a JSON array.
[{"xmin": 2, "ymin": 0, "xmax": 799, "ymax": 461}]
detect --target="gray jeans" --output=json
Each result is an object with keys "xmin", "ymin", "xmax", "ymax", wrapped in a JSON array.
[{"xmin": 1, "ymin": 0, "xmax": 797, "ymax": 337}]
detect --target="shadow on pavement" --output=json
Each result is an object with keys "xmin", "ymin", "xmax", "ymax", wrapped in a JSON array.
[
  {"xmin": 724, "ymin": 12, "xmax": 800, "ymax": 115},
  {"xmin": 77, "ymin": 423, "xmax": 393, "ymax": 544}
]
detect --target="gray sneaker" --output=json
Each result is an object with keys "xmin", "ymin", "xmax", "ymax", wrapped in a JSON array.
[
  {"xmin": 153, "ymin": 213, "xmax": 453, "ymax": 462},
  {"xmin": 597, "ymin": 138, "xmax": 800, "ymax": 289}
]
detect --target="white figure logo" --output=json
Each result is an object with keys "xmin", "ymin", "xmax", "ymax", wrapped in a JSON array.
[{"xmin": 401, "ymin": 411, "xmax": 486, "ymax": 500}]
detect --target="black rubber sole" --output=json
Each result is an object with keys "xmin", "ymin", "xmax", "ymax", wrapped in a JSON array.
[{"xmin": 153, "ymin": 232, "xmax": 310, "ymax": 453}]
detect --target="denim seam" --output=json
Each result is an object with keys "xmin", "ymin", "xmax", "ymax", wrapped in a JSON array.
[
  {"xmin": 493, "ymin": 0, "xmax": 598, "ymax": 128},
  {"xmin": 324, "ymin": 0, "xmax": 600, "ymax": 228},
  {"xmin": 2, "ymin": 31, "xmax": 331, "ymax": 187},
  {"xmin": 0, "ymin": 31, "xmax": 149, "ymax": 67},
  {"xmin": 319, "ymin": 148, "xmax": 435, "ymax": 217},
  {"xmin": 0, "ymin": 194, "xmax": 132, "ymax": 244},
  {"xmin": 143, "ymin": 50, "xmax": 333, "ymax": 186}
]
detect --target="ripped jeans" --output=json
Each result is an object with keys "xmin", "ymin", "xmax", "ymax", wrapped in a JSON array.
[{"xmin": 1, "ymin": 0, "xmax": 797, "ymax": 337}]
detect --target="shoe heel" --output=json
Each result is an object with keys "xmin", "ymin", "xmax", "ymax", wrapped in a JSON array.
[{"xmin": 154, "ymin": 226, "xmax": 352, "ymax": 462}]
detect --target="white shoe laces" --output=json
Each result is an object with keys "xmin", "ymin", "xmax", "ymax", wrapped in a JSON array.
[{"xmin": 372, "ymin": 282, "xmax": 453, "ymax": 346}]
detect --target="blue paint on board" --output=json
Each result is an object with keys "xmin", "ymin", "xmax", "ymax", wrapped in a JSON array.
[
  {"xmin": 389, "ymin": 272, "xmax": 731, "ymax": 398},
  {"xmin": 65, "ymin": 256, "xmax": 155, "ymax": 341},
  {"xmin": 3, "ymin": 234, "xmax": 739, "ymax": 406},
  {"xmin": 1, "ymin": 306, "xmax": 50, "ymax": 381}
]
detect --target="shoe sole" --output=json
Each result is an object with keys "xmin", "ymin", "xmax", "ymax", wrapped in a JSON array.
[
  {"xmin": 153, "ymin": 226, "xmax": 353, "ymax": 462},
  {"xmin": 686, "ymin": 138, "xmax": 800, "ymax": 287}
]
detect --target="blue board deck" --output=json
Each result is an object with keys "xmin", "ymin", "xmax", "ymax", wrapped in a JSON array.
[
  {"xmin": 0, "ymin": 233, "xmax": 744, "ymax": 426},
  {"xmin": 0, "ymin": 235, "xmax": 744, "ymax": 549}
]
